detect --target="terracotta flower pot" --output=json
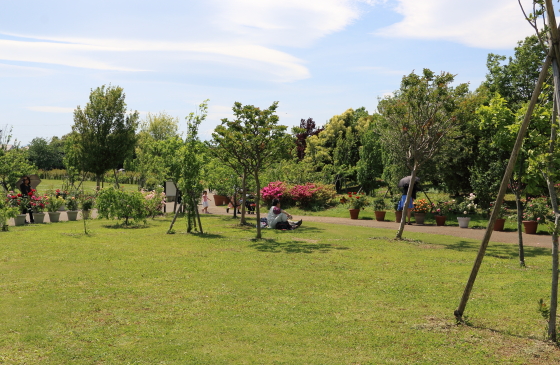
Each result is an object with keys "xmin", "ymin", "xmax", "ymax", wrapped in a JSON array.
[
  {"xmin": 395, "ymin": 210, "xmax": 402, "ymax": 223},
  {"xmin": 493, "ymin": 218, "xmax": 506, "ymax": 231},
  {"xmin": 523, "ymin": 220, "xmax": 538, "ymax": 234},
  {"xmin": 414, "ymin": 213, "xmax": 426, "ymax": 225},
  {"xmin": 213, "ymin": 195, "xmax": 228, "ymax": 206},
  {"xmin": 349, "ymin": 209, "xmax": 360, "ymax": 220},
  {"xmin": 374, "ymin": 211, "xmax": 386, "ymax": 222},
  {"xmin": 435, "ymin": 215, "xmax": 446, "ymax": 226}
]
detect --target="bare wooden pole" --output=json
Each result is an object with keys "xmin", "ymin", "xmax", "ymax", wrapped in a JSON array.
[
  {"xmin": 454, "ymin": 52, "xmax": 553, "ymax": 321},
  {"xmin": 545, "ymin": 93, "xmax": 559, "ymax": 341},
  {"xmin": 541, "ymin": 0, "xmax": 560, "ymax": 341},
  {"xmin": 167, "ymin": 202, "xmax": 183, "ymax": 234}
]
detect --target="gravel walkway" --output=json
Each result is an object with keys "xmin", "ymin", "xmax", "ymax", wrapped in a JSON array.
[{"xmin": 205, "ymin": 205, "xmax": 553, "ymax": 250}]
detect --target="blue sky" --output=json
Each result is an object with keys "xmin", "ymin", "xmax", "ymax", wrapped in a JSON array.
[{"xmin": 1, "ymin": 0, "xmax": 536, "ymax": 145}]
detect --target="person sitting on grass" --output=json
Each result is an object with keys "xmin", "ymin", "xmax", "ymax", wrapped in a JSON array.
[{"xmin": 267, "ymin": 199, "xmax": 302, "ymax": 230}]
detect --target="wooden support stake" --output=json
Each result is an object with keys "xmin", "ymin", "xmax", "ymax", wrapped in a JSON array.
[{"xmin": 454, "ymin": 51, "xmax": 553, "ymax": 321}]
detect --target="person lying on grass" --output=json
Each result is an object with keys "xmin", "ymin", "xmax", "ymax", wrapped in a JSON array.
[{"xmin": 267, "ymin": 198, "xmax": 302, "ymax": 230}]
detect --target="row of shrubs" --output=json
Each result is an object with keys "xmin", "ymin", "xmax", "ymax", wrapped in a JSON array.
[
  {"xmin": 260, "ymin": 181, "xmax": 338, "ymax": 210},
  {"xmin": 96, "ymin": 188, "xmax": 166, "ymax": 225},
  {"xmin": 2, "ymin": 187, "xmax": 166, "ymax": 229}
]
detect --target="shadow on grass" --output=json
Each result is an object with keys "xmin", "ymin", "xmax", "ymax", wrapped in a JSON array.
[
  {"xmin": 445, "ymin": 240, "xmax": 550, "ymax": 259},
  {"xmin": 249, "ymin": 238, "xmax": 350, "ymax": 253},
  {"xmin": 102, "ymin": 223, "xmax": 152, "ymax": 229},
  {"xmin": 178, "ymin": 232, "xmax": 224, "ymax": 239},
  {"xmin": 459, "ymin": 321, "xmax": 543, "ymax": 342}
]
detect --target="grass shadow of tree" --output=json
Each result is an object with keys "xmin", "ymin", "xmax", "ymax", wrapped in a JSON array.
[
  {"xmin": 178, "ymin": 232, "xmax": 224, "ymax": 239},
  {"xmin": 102, "ymin": 223, "xmax": 152, "ymax": 229},
  {"xmin": 444, "ymin": 240, "xmax": 550, "ymax": 259},
  {"xmin": 249, "ymin": 238, "xmax": 350, "ymax": 254}
]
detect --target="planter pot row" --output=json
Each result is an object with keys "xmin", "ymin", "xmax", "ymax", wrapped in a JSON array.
[
  {"xmin": 13, "ymin": 211, "xmax": 89, "ymax": 225},
  {"xmin": 389, "ymin": 212, "xmax": 538, "ymax": 234}
]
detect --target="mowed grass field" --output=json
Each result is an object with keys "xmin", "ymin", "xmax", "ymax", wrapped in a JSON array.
[
  {"xmin": 1, "ymin": 214, "xmax": 559, "ymax": 364},
  {"xmin": 35, "ymin": 179, "xmax": 139, "ymax": 194}
]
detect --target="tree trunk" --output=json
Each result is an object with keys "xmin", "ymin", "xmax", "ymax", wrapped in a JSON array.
[
  {"xmin": 255, "ymin": 172, "xmax": 262, "ymax": 239},
  {"xmin": 194, "ymin": 192, "xmax": 204, "ymax": 234},
  {"xmin": 240, "ymin": 171, "xmax": 247, "ymax": 225},
  {"xmin": 454, "ymin": 50, "xmax": 553, "ymax": 322},
  {"xmin": 113, "ymin": 169, "xmax": 120, "ymax": 189},
  {"xmin": 514, "ymin": 190, "xmax": 525, "ymax": 267},
  {"xmin": 172, "ymin": 182, "xmax": 179, "ymax": 214},
  {"xmin": 395, "ymin": 160, "xmax": 418, "ymax": 239}
]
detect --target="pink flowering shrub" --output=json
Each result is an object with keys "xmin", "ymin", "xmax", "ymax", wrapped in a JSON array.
[
  {"xmin": 142, "ymin": 189, "xmax": 166, "ymax": 218},
  {"xmin": 290, "ymin": 183, "xmax": 319, "ymax": 207},
  {"xmin": 261, "ymin": 181, "xmax": 337, "ymax": 210},
  {"xmin": 261, "ymin": 181, "xmax": 292, "ymax": 206},
  {"xmin": 290, "ymin": 182, "xmax": 337, "ymax": 210}
]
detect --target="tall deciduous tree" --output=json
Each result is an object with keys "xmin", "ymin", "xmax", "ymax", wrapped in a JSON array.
[
  {"xmin": 377, "ymin": 69, "xmax": 470, "ymax": 239},
  {"xmin": 212, "ymin": 101, "xmax": 291, "ymax": 239},
  {"xmin": 27, "ymin": 137, "xmax": 64, "ymax": 170},
  {"xmin": 167, "ymin": 100, "xmax": 209, "ymax": 234},
  {"xmin": 71, "ymin": 85, "xmax": 139, "ymax": 188},
  {"xmin": 0, "ymin": 149, "xmax": 35, "ymax": 192},
  {"xmin": 294, "ymin": 118, "xmax": 323, "ymax": 160}
]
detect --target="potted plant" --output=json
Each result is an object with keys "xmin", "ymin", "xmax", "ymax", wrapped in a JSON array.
[
  {"xmin": 30, "ymin": 193, "xmax": 47, "ymax": 224},
  {"xmin": 373, "ymin": 198, "xmax": 388, "ymax": 221},
  {"xmin": 456, "ymin": 193, "xmax": 477, "ymax": 228},
  {"xmin": 490, "ymin": 202, "xmax": 509, "ymax": 231},
  {"xmin": 342, "ymin": 192, "xmax": 369, "ymax": 219},
  {"xmin": 412, "ymin": 198, "xmax": 430, "ymax": 225},
  {"xmin": 80, "ymin": 193, "xmax": 95, "ymax": 219},
  {"xmin": 433, "ymin": 201, "xmax": 453, "ymax": 226},
  {"xmin": 7, "ymin": 192, "xmax": 29, "ymax": 226},
  {"xmin": 45, "ymin": 191, "xmax": 66, "ymax": 223},
  {"xmin": 66, "ymin": 194, "xmax": 79, "ymax": 221},
  {"xmin": 0, "ymin": 195, "xmax": 19, "ymax": 230},
  {"xmin": 522, "ymin": 197, "xmax": 550, "ymax": 234}
]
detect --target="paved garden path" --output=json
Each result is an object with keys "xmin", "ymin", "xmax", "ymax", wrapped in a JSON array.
[
  {"xmin": 204, "ymin": 204, "xmax": 553, "ymax": 249},
  {"xmin": 9, "ymin": 203, "xmax": 553, "ymax": 250}
]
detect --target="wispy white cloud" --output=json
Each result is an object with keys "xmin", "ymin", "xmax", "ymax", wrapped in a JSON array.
[
  {"xmin": 0, "ymin": 0, "xmax": 381, "ymax": 82},
  {"xmin": 375, "ymin": 0, "xmax": 535, "ymax": 49},
  {"xmin": 0, "ymin": 34, "xmax": 310, "ymax": 82},
  {"xmin": 212, "ymin": 0, "xmax": 364, "ymax": 47},
  {"xmin": 0, "ymin": 39, "xmax": 143, "ymax": 71},
  {"xmin": 0, "ymin": 62, "xmax": 53, "ymax": 77}
]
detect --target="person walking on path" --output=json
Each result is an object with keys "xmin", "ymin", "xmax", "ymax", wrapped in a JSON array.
[
  {"xmin": 19, "ymin": 176, "xmax": 35, "ymax": 224},
  {"xmin": 201, "ymin": 191, "xmax": 212, "ymax": 214},
  {"xmin": 397, "ymin": 178, "xmax": 419, "ymax": 225}
]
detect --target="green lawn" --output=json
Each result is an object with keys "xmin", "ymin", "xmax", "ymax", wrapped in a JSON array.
[
  {"xmin": 0, "ymin": 214, "xmax": 558, "ymax": 363},
  {"xmin": 35, "ymin": 179, "xmax": 139, "ymax": 194}
]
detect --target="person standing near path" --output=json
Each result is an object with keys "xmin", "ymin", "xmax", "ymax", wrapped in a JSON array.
[
  {"xmin": 202, "ymin": 191, "xmax": 212, "ymax": 214},
  {"xmin": 19, "ymin": 176, "xmax": 35, "ymax": 224},
  {"xmin": 397, "ymin": 181, "xmax": 418, "ymax": 225}
]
